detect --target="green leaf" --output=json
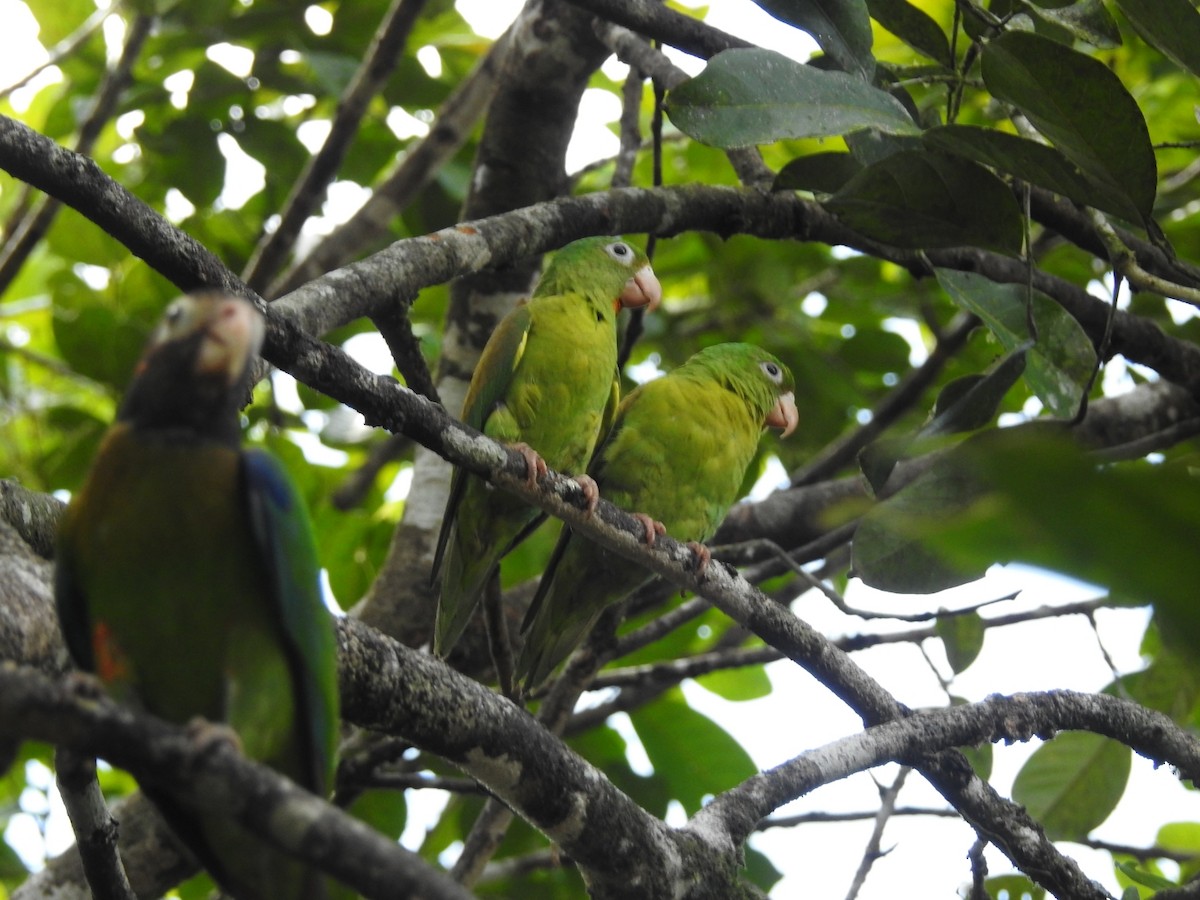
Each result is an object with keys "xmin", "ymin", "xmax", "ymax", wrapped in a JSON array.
[
  {"xmin": 743, "ymin": 843, "xmax": 785, "ymax": 892},
  {"xmin": 826, "ymin": 151, "xmax": 1024, "ymax": 254},
  {"xmin": 980, "ymin": 30, "xmax": 1156, "ymax": 220},
  {"xmin": 1115, "ymin": 860, "xmax": 1178, "ymax": 890},
  {"xmin": 925, "ymin": 351, "xmax": 1028, "ymax": 436},
  {"xmin": 923, "ymin": 125, "xmax": 1143, "ymax": 222},
  {"xmin": 856, "ymin": 350, "xmax": 1025, "ymax": 495},
  {"xmin": 852, "ymin": 458, "xmax": 988, "ymax": 593},
  {"xmin": 935, "ymin": 269, "xmax": 1097, "ymax": 417},
  {"xmin": 866, "ymin": 0, "xmax": 952, "ymax": 65},
  {"xmin": 28, "ymin": 0, "xmax": 97, "ymax": 46},
  {"xmin": 751, "ymin": 0, "xmax": 875, "ymax": 79},
  {"xmin": 1113, "ymin": 0, "xmax": 1200, "ymax": 81},
  {"xmin": 984, "ymin": 874, "xmax": 1046, "ymax": 900},
  {"xmin": 1012, "ymin": 732, "xmax": 1131, "ymax": 841},
  {"xmin": 909, "ymin": 431, "xmax": 1200, "ymax": 658},
  {"xmin": 629, "ymin": 687, "xmax": 757, "ymax": 815},
  {"xmin": 774, "ymin": 152, "xmax": 863, "ymax": 193},
  {"xmin": 345, "ymin": 789, "xmax": 407, "ymax": 841},
  {"xmin": 667, "ymin": 48, "xmax": 919, "ymax": 149},
  {"xmin": 1025, "ymin": 0, "xmax": 1121, "ymax": 49},
  {"xmin": 936, "ymin": 611, "xmax": 985, "ymax": 673},
  {"xmin": 696, "ymin": 665, "xmax": 772, "ymax": 701}
]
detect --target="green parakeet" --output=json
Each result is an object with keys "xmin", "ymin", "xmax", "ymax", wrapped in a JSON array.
[
  {"xmin": 515, "ymin": 342, "xmax": 799, "ymax": 690},
  {"xmin": 55, "ymin": 293, "xmax": 339, "ymax": 900},
  {"xmin": 432, "ymin": 236, "xmax": 662, "ymax": 656}
]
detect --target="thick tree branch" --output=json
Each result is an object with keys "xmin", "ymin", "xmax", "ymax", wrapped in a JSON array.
[
  {"xmin": 5, "ymin": 114, "xmax": 1200, "ymax": 404},
  {"xmin": 0, "ymin": 664, "xmax": 476, "ymax": 900},
  {"xmin": 563, "ymin": 0, "xmax": 753, "ymax": 59},
  {"xmin": 692, "ymin": 690, "xmax": 1200, "ymax": 849}
]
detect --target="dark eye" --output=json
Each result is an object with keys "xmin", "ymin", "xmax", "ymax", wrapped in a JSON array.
[
  {"xmin": 760, "ymin": 360, "xmax": 783, "ymax": 382},
  {"xmin": 605, "ymin": 241, "xmax": 634, "ymax": 265}
]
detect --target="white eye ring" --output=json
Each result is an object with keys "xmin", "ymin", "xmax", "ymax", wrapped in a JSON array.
[
  {"xmin": 164, "ymin": 298, "xmax": 189, "ymax": 326},
  {"xmin": 760, "ymin": 360, "xmax": 783, "ymax": 383},
  {"xmin": 605, "ymin": 241, "xmax": 634, "ymax": 265}
]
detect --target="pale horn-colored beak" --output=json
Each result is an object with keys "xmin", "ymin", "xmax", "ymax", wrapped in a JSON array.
[
  {"xmin": 766, "ymin": 391, "xmax": 799, "ymax": 438},
  {"xmin": 619, "ymin": 265, "xmax": 663, "ymax": 311}
]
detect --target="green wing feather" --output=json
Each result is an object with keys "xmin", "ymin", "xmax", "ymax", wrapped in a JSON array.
[{"xmin": 430, "ymin": 303, "xmax": 532, "ymax": 584}]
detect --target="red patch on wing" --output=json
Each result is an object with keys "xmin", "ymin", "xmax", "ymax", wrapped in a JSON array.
[{"xmin": 92, "ymin": 621, "xmax": 131, "ymax": 684}]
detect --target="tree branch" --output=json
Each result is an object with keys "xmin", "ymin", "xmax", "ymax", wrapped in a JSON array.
[
  {"xmin": 692, "ymin": 690, "xmax": 1200, "ymax": 849},
  {"xmin": 0, "ymin": 664, "xmax": 476, "ymax": 900}
]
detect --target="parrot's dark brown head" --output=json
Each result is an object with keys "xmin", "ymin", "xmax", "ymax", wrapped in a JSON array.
[{"xmin": 117, "ymin": 292, "xmax": 265, "ymax": 444}]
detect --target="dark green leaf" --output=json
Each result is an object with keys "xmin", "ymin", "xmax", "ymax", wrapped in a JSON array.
[
  {"xmin": 743, "ymin": 843, "xmax": 785, "ymax": 893},
  {"xmin": 667, "ymin": 48, "xmax": 919, "ymax": 149},
  {"xmin": 925, "ymin": 351, "xmax": 1028, "ymax": 436},
  {"xmin": 629, "ymin": 688, "xmax": 757, "ymax": 815},
  {"xmin": 935, "ymin": 269, "xmax": 1096, "ymax": 417},
  {"xmin": 923, "ymin": 124, "xmax": 1143, "ymax": 222},
  {"xmin": 866, "ymin": 0, "xmax": 952, "ymax": 65},
  {"xmin": 826, "ymin": 151, "xmax": 1024, "ymax": 254},
  {"xmin": 1012, "ymin": 732, "xmax": 1130, "ymax": 841},
  {"xmin": 1113, "ymin": 0, "xmax": 1200, "ymax": 80},
  {"xmin": 937, "ymin": 612, "xmax": 985, "ymax": 673},
  {"xmin": 1025, "ymin": 0, "xmax": 1121, "ymax": 48},
  {"xmin": 907, "ymin": 430, "xmax": 1200, "ymax": 657},
  {"xmin": 774, "ymin": 152, "xmax": 863, "ymax": 193},
  {"xmin": 751, "ymin": 0, "xmax": 875, "ymax": 79},
  {"xmin": 852, "ymin": 458, "xmax": 988, "ymax": 593},
  {"xmin": 980, "ymin": 30, "xmax": 1156, "ymax": 220}
]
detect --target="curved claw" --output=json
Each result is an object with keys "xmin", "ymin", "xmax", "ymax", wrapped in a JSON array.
[
  {"xmin": 512, "ymin": 442, "xmax": 548, "ymax": 488},
  {"xmin": 574, "ymin": 475, "xmax": 600, "ymax": 514},
  {"xmin": 632, "ymin": 512, "xmax": 666, "ymax": 547},
  {"xmin": 686, "ymin": 541, "xmax": 712, "ymax": 579}
]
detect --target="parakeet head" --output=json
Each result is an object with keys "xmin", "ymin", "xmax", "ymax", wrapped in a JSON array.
[
  {"xmin": 535, "ymin": 236, "xmax": 662, "ymax": 312},
  {"xmin": 118, "ymin": 292, "xmax": 264, "ymax": 441},
  {"xmin": 688, "ymin": 343, "xmax": 799, "ymax": 437}
]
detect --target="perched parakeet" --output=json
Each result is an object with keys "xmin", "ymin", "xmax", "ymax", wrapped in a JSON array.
[
  {"xmin": 431, "ymin": 236, "xmax": 662, "ymax": 656},
  {"xmin": 55, "ymin": 293, "xmax": 339, "ymax": 900},
  {"xmin": 515, "ymin": 342, "xmax": 799, "ymax": 690}
]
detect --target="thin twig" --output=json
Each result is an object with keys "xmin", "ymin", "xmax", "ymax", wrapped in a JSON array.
[
  {"xmin": 243, "ymin": 0, "xmax": 430, "ymax": 290},
  {"xmin": 0, "ymin": 14, "xmax": 154, "ymax": 294}
]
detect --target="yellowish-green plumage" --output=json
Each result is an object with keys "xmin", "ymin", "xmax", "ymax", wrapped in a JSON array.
[
  {"xmin": 516, "ymin": 343, "xmax": 799, "ymax": 690},
  {"xmin": 432, "ymin": 236, "xmax": 661, "ymax": 655}
]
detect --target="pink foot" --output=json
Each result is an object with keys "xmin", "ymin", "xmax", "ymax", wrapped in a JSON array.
[
  {"xmin": 574, "ymin": 475, "xmax": 600, "ymax": 513},
  {"xmin": 686, "ymin": 541, "xmax": 711, "ymax": 578},
  {"xmin": 633, "ymin": 512, "xmax": 666, "ymax": 546},
  {"xmin": 512, "ymin": 442, "xmax": 548, "ymax": 487}
]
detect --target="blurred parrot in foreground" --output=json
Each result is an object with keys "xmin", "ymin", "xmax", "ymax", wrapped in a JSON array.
[
  {"xmin": 515, "ymin": 342, "xmax": 799, "ymax": 690},
  {"xmin": 55, "ymin": 292, "xmax": 340, "ymax": 900},
  {"xmin": 431, "ymin": 236, "xmax": 662, "ymax": 656}
]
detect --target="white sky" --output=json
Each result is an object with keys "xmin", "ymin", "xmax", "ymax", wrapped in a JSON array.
[{"xmin": 4, "ymin": 2, "xmax": 1194, "ymax": 898}]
